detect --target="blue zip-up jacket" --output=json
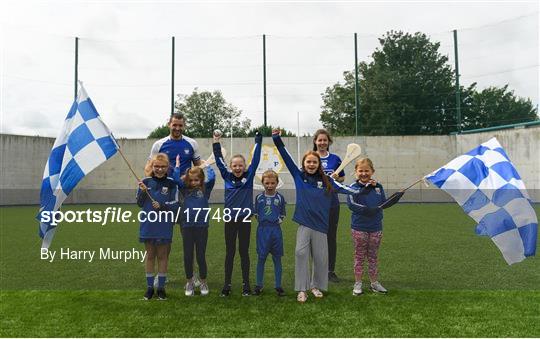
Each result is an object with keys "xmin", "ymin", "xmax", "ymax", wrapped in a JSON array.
[
  {"xmin": 272, "ymin": 134, "xmax": 359, "ymax": 234},
  {"xmin": 347, "ymin": 181, "xmax": 386, "ymax": 232},
  {"xmin": 136, "ymin": 176, "xmax": 180, "ymax": 240},
  {"xmin": 172, "ymin": 167, "xmax": 216, "ymax": 228},
  {"xmin": 253, "ymin": 192, "xmax": 286, "ymax": 227},
  {"xmin": 213, "ymin": 134, "xmax": 262, "ymax": 218}
]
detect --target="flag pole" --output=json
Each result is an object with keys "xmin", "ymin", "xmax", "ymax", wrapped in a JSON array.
[
  {"xmin": 401, "ymin": 177, "xmax": 426, "ymax": 192},
  {"xmin": 116, "ymin": 147, "xmax": 157, "ymax": 203}
]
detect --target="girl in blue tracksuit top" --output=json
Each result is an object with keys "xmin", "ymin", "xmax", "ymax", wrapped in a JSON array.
[
  {"xmin": 347, "ymin": 157, "xmax": 397, "ymax": 295},
  {"xmin": 272, "ymin": 130, "xmax": 360, "ymax": 303},
  {"xmin": 137, "ymin": 153, "xmax": 180, "ymax": 301},
  {"xmin": 172, "ymin": 155, "xmax": 215, "ymax": 297},
  {"xmin": 213, "ymin": 131, "xmax": 262, "ymax": 296}
]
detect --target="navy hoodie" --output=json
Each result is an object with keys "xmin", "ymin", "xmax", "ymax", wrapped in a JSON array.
[
  {"xmin": 347, "ymin": 181, "xmax": 386, "ymax": 232},
  {"xmin": 136, "ymin": 176, "xmax": 180, "ymax": 240},
  {"xmin": 172, "ymin": 167, "xmax": 216, "ymax": 228},
  {"xmin": 213, "ymin": 134, "xmax": 262, "ymax": 218}
]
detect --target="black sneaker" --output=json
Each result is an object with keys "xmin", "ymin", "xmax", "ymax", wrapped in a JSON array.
[
  {"xmin": 253, "ymin": 285, "xmax": 263, "ymax": 296},
  {"xmin": 328, "ymin": 271, "xmax": 340, "ymax": 283},
  {"xmin": 275, "ymin": 287, "xmax": 286, "ymax": 297},
  {"xmin": 143, "ymin": 287, "xmax": 154, "ymax": 300},
  {"xmin": 220, "ymin": 285, "xmax": 231, "ymax": 297},
  {"xmin": 242, "ymin": 283, "xmax": 251, "ymax": 296},
  {"xmin": 157, "ymin": 288, "xmax": 167, "ymax": 300}
]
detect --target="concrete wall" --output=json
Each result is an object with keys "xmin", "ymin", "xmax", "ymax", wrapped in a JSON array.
[{"xmin": 1, "ymin": 127, "xmax": 538, "ymax": 205}]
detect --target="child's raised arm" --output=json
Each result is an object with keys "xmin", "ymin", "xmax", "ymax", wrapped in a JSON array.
[
  {"xmin": 271, "ymin": 129, "xmax": 301, "ymax": 178},
  {"xmin": 246, "ymin": 132, "xmax": 263, "ymax": 180},
  {"xmin": 171, "ymin": 155, "xmax": 186, "ymax": 189},
  {"xmin": 204, "ymin": 167, "xmax": 216, "ymax": 200},
  {"xmin": 212, "ymin": 132, "xmax": 233, "ymax": 181}
]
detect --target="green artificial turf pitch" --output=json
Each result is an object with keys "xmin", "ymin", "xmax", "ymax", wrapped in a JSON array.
[{"xmin": 1, "ymin": 204, "xmax": 539, "ymax": 337}]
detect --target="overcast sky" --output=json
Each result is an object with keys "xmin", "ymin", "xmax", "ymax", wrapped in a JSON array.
[{"xmin": 1, "ymin": 0, "xmax": 538, "ymax": 138}]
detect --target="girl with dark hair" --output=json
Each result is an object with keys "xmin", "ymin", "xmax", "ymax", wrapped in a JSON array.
[{"xmin": 312, "ymin": 129, "xmax": 345, "ymax": 283}]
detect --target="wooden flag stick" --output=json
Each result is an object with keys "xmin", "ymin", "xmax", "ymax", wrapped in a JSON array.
[
  {"xmin": 117, "ymin": 147, "xmax": 157, "ymax": 204},
  {"xmin": 401, "ymin": 177, "xmax": 426, "ymax": 192}
]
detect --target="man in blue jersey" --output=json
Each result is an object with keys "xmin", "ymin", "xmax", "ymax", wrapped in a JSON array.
[{"xmin": 149, "ymin": 113, "xmax": 203, "ymax": 175}]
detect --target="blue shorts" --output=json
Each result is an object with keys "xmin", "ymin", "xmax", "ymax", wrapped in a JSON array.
[
  {"xmin": 139, "ymin": 238, "xmax": 172, "ymax": 245},
  {"xmin": 256, "ymin": 226, "xmax": 283, "ymax": 258}
]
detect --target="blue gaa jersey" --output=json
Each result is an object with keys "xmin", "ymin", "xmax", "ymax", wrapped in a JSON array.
[
  {"xmin": 172, "ymin": 167, "xmax": 216, "ymax": 228},
  {"xmin": 347, "ymin": 181, "xmax": 386, "ymax": 232},
  {"xmin": 254, "ymin": 192, "xmax": 286, "ymax": 227},
  {"xmin": 213, "ymin": 134, "xmax": 262, "ymax": 218},
  {"xmin": 272, "ymin": 134, "xmax": 359, "ymax": 234},
  {"xmin": 136, "ymin": 176, "xmax": 180, "ymax": 240},
  {"xmin": 320, "ymin": 153, "xmax": 345, "ymax": 207},
  {"xmin": 149, "ymin": 135, "xmax": 201, "ymax": 176}
]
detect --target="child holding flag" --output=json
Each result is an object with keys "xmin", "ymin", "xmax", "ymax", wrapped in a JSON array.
[
  {"xmin": 173, "ymin": 155, "xmax": 216, "ymax": 297},
  {"xmin": 253, "ymin": 170, "xmax": 287, "ymax": 297},
  {"xmin": 137, "ymin": 153, "xmax": 179, "ymax": 301},
  {"xmin": 213, "ymin": 130, "xmax": 262, "ymax": 296},
  {"xmin": 347, "ymin": 158, "xmax": 398, "ymax": 295}
]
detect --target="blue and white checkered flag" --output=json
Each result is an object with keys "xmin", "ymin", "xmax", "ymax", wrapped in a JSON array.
[
  {"xmin": 37, "ymin": 83, "xmax": 118, "ymax": 249},
  {"xmin": 425, "ymin": 137, "xmax": 537, "ymax": 265}
]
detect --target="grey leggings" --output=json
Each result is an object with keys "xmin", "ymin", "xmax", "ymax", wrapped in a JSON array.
[{"xmin": 295, "ymin": 225, "xmax": 329, "ymax": 291}]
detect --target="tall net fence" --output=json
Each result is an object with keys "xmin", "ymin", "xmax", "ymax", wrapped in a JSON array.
[{"xmin": 1, "ymin": 13, "xmax": 538, "ymax": 138}]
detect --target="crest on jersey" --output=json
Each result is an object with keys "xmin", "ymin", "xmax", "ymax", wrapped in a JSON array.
[
  {"xmin": 184, "ymin": 149, "xmax": 190, "ymax": 155},
  {"xmin": 161, "ymin": 187, "xmax": 169, "ymax": 195},
  {"xmin": 375, "ymin": 187, "xmax": 381, "ymax": 195},
  {"xmin": 317, "ymin": 181, "xmax": 323, "ymax": 189}
]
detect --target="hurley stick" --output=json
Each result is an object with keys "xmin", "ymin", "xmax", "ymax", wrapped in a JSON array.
[{"xmin": 333, "ymin": 143, "xmax": 363, "ymax": 175}]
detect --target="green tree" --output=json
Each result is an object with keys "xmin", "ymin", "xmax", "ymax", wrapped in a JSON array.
[
  {"xmin": 462, "ymin": 85, "xmax": 538, "ymax": 130},
  {"xmin": 148, "ymin": 124, "xmax": 169, "ymax": 139},
  {"xmin": 321, "ymin": 31, "xmax": 538, "ymax": 136},
  {"xmin": 177, "ymin": 89, "xmax": 251, "ymax": 138},
  {"xmin": 148, "ymin": 89, "xmax": 251, "ymax": 138},
  {"xmin": 322, "ymin": 31, "xmax": 459, "ymax": 135},
  {"xmin": 246, "ymin": 124, "xmax": 296, "ymax": 137}
]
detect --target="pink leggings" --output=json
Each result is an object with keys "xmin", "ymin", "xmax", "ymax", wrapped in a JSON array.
[{"xmin": 351, "ymin": 229, "xmax": 383, "ymax": 282}]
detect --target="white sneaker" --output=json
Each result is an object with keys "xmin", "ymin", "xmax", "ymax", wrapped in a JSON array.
[
  {"xmin": 200, "ymin": 282, "xmax": 209, "ymax": 296},
  {"xmin": 297, "ymin": 291, "xmax": 308, "ymax": 303},
  {"xmin": 370, "ymin": 281, "xmax": 388, "ymax": 294},
  {"xmin": 185, "ymin": 282, "xmax": 195, "ymax": 296},
  {"xmin": 310, "ymin": 288, "xmax": 324, "ymax": 298},
  {"xmin": 353, "ymin": 282, "xmax": 363, "ymax": 295}
]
